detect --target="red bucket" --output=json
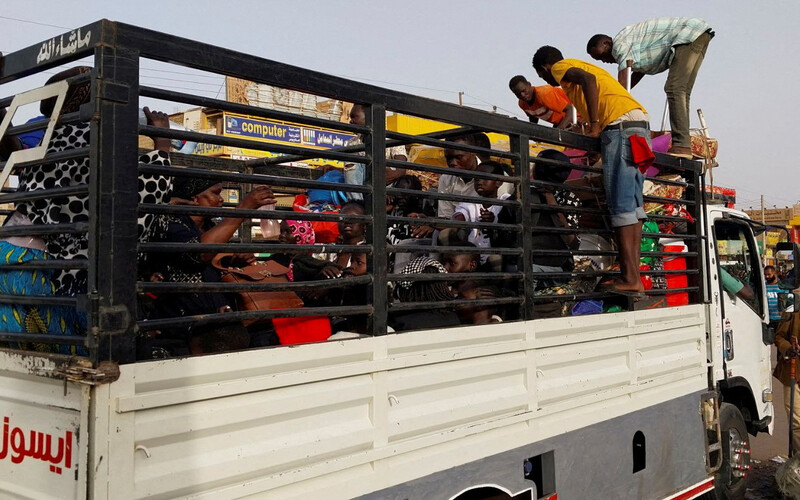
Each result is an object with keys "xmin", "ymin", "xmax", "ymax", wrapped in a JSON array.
[{"xmin": 273, "ymin": 316, "xmax": 331, "ymax": 345}]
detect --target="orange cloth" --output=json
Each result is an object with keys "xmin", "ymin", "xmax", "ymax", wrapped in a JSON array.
[
  {"xmin": 551, "ymin": 58, "xmax": 645, "ymax": 129},
  {"xmin": 517, "ymin": 86, "xmax": 571, "ymax": 125}
]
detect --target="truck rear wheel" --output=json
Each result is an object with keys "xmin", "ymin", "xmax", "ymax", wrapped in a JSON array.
[{"xmin": 711, "ymin": 403, "xmax": 750, "ymax": 500}]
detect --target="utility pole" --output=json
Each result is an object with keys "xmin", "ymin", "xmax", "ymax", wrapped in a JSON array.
[
  {"xmin": 458, "ymin": 91, "xmax": 464, "ymax": 106},
  {"xmin": 761, "ymin": 195, "xmax": 767, "ymax": 265}
]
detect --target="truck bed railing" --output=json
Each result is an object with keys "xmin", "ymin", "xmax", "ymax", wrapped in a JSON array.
[{"xmin": 0, "ymin": 20, "xmax": 705, "ymax": 364}]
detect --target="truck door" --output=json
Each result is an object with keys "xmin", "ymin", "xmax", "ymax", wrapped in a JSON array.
[{"xmin": 713, "ymin": 218, "xmax": 773, "ymax": 424}]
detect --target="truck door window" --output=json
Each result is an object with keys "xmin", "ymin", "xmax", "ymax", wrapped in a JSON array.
[{"xmin": 714, "ymin": 221, "xmax": 763, "ymax": 315}]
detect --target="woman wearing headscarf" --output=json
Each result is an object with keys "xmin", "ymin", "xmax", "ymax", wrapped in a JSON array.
[
  {"xmin": 147, "ymin": 179, "xmax": 275, "ymax": 329},
  {"xmin": 389, "ymin": 257, "xmax": 461, "ymax": 332},
  {"xmin": 0, "ymin": 67, "xmax": 174, "ymax": 354}
]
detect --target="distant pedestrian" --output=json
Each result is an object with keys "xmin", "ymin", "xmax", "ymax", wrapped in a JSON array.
[
  {"xmin": 586, "ymin": 18, "xmax": 714, "ymax": 158},
  {"xmin": 765, "ymin": 265, "xmax": 783, "ymax": 328}
]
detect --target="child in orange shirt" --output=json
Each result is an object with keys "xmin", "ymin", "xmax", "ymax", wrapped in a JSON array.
[{"xmin": 509, "ymin": 75, "xmax": 576, "ymax": 128}]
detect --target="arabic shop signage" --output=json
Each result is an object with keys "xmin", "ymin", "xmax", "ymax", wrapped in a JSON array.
[
  {"xmin": 36, "ymin": 28, "xmax": 92, "ymax": 64},
  {"xmin": 223, "ymin": 113, "xmax": 354, "ymax": 149}
]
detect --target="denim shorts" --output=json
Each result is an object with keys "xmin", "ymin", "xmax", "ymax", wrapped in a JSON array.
[{"xmin": 600, "ymin": 124, "xmax": 650, "ymax": 227}]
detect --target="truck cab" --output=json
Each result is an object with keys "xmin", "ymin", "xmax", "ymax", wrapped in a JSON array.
[{"xmin": 705, "ymin": 206, "xmax": 774, "ymax": 435}]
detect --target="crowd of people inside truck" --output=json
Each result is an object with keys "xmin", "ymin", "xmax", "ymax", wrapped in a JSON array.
[{"xmin": 0, "ymin": 17, "xmax": 712, "ymax": 359}]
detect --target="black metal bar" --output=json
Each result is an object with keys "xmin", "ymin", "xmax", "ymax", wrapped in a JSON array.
[
  {"xmin": 0, "ymin": 223, "xmax": 88, "ymax": 237},
  {"xmin": 385, "ymin": 158, "xmax": 521, "ymax": 184},
  {"xmin": 384, "ymin": 130, "xmax": 517, "ymax": 160},
  {"xmin": 386, "ymin": 272, "xmax": 523, "ymax": 282},
  {"xmin": 389, "ymin": 296, "xmax": 523, "ymax": 312},
  {"xmin": 0, "ymin": 333, "xmax": 86, "ymax": 345},
  {"xmin": 366, "ymin": 103, "xmax": 388, "ymax": 337},
  {"xmin": 513, "ymin": 134, "xmax": 534, "ymax": 319},
  {"xmin": 139, "ymin": 276, "xmax": 372, "ymax": 293},
  {"xmin": 137, "ymin": 203, "xmax": 372, "ymax": 223},
  {"xmin": 386, "ymin": 187, "xmax": 520, "ymax": 208},
  {"xmin": 138, "ymin": 305, "xmax": 374, "ymax": 330},
  {"xmin": 0, "ymin": 294, "xmax": 79, "ymax": 306},
  {"xmin": 0, "ymin": 185, "xmax": 89, "ymax": 204},
  {"xmin": 387, "ymin": 244, "xmax": 522, "ymax": 255},
  {"xmin": 256, "ymin": 124, "xmax": 483, "ymax": 166},
  {"xmin": 0, "ymin": 260, "xmax": 88, "ymax": 270},
  {"xmin": 138, "ymin": 85, "xmax": 367, "ymax": 135},
  {"xmin": 137, "ymin": 164, "xmax": 373, "ymax": 195},
  {"xmin": 89, "ymin": 40, "xmax": 141, "ymax": 364},
  {"xmin": 139, "ymin": 242, "xmax": 371, "ymax": 253},
  {"xmin": 388, "ymin": 215, "xmax": 521, "ymax": 232},
  {"xmin": 138, "ymin": 124, "xmax": 368, "ymax": 164}
]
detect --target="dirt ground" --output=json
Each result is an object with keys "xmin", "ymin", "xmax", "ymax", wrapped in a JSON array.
[
  {"xmin": 746, "ymin": 459, "xmax": 784, "ymax": 500},
  {"xmin": 747, "ymin": 345, "xmax": 791, "ymax": 499}
]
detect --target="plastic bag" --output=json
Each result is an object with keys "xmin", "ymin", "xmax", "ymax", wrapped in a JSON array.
[
  {"xmin": 571, "ymin": 300, "xmax": 603, "ymax": 316},
  {"xmin": 640, "ymin": 221, "xmax": 659, "ymax": 264}
]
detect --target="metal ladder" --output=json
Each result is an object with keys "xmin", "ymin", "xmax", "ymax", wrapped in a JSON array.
[{"xmin": 701, "ymin": 391, "xmax": 723, "ymax": 474}]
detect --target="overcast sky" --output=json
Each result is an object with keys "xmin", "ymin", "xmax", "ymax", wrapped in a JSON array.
[{"xmin": 1, "ymin": 1, "xmax": 796, "ymax": 210}]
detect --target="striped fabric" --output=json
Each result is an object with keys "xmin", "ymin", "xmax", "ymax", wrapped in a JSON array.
[
  {"xmin": 612, "ymin": 18, "xmax": 712, "ymax": 74},
  {"xmin": 766, "ymin": 282, "xmax": 782, "ymax": 321}
]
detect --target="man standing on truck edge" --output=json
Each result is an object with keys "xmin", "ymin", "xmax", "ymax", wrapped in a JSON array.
[
  {"xmin": 532, "ymin": 45, "xmax": 649, "ymax": 297},
  {"xmin": 585, "ymin": 18, "xmax": 714, "ymax": 158}
]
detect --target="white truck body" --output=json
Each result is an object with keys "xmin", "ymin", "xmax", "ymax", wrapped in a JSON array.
[{"xmin": 3, "ymin": 305, "xmax": 710, "ymax": 499}]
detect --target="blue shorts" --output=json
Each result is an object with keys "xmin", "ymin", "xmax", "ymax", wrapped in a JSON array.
[{"xmin": 600, "ymin": 124, "xmax": 650, "ymax": 227}]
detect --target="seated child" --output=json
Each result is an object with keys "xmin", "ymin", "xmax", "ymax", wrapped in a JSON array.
[
  {"xmin": 455, "ymin": 280, "xmax": 503, "ymax": 325},
  {"xmin": 389, "ymin": 257, "xmax": 461, "ymax": 332},
  {"xmin": 315, "ymin": 201, "xmax": 367, "ymax": 278},
  {"xmin": 447, "ymin": 161, "xmax": 515, "ymax": 270},
  {"xmin": 441, "ymin": 244, "xmax": 480, "ymax": 274},
  {"xmin": 387, "ymin": 175, "xmax": 434, "ymax": 273}
]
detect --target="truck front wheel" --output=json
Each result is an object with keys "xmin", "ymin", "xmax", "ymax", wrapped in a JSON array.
[{"xmin": 712, "ymin": 403, "xmax": 751, "ymax": 500}]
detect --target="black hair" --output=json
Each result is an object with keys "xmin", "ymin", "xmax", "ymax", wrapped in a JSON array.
[
  {"xmin": 534, "ymin": 149, "xmax": 571, "ymax": 184},
  {"xmin": 340, "ymin": 200, "xmax": 366, "ymax": 214},
  {"xmin": 508, "ymin": 75, "xmax": 529, "ymax": 90},
  {"xmin": 477, "ymin": 160, "xmax": 506, "ymax": 177},
  {"xmin": 443, "ymin": 241, "xmax": 480, "ymax": 265},
  {"xmin": 393, "ymin": 175, "xmax": 422, "ymax": 191},
  {"xmin": 586, "ymin": 34, "xmax": 612, "ymax": 52},
  {"xmin": 191, "ymin": 322, "xmax": 250, "ymax": 354},
  {"xmin": 452, "ymin": 132, "xmax": 490, "ymax": 148},
  {"xmin": 765, "ymin": 265, "xmax": 777, "ymax": 272},
  {"xmin": 397, "ymin": 266, "xmax": 455, "ymax": 303},
  {"xmin": 532, "ymin": 46, "xmax": 564, "ymax": 71}
]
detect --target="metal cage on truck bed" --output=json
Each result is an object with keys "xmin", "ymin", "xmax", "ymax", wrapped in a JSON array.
[{"xmin": 0, "ymin": 19, "xmax": 705, "ymax": 365}]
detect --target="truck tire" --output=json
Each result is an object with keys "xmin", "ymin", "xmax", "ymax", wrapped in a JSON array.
[{"xmin": 712, "ymin": 403, "xmax": 750, "ymax": 500}]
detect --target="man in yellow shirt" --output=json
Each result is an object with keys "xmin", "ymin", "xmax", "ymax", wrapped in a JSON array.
[{"xmin": 532, "ymin": 45, "xmax": 650, "ymax": 297}]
